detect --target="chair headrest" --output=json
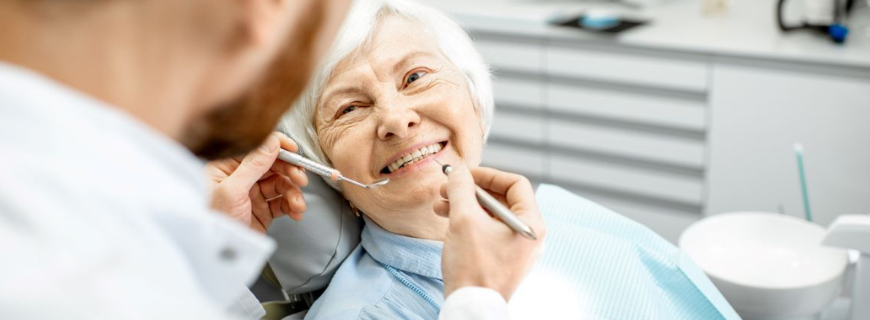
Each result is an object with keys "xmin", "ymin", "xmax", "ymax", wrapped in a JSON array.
[{"xmin": 265, "ymin": 170, "xmax": 362, "ymax": 294}]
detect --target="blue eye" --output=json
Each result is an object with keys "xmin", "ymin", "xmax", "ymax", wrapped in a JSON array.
[
  {"xmin": 406, "ymin": 71, "xmax": 427, "ymax": 84},
  {"xmin": 341, "ymin": 105, "xmax": 358, "ymax": 115}
]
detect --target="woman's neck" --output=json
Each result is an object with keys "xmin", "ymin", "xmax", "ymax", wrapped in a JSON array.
[{"xmin": 366, "ymin": 210, "xmax": 449, "ymax": 241}]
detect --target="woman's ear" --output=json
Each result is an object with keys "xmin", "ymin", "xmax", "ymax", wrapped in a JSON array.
[{"xmin": 349, "ymin": 200, "xmax": 361, "ymax": 217}]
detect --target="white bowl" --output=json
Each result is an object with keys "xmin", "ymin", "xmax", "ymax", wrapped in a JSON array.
[{"xmin": 680, "ymin": 212, "xmax": 848, "ymax": 320}]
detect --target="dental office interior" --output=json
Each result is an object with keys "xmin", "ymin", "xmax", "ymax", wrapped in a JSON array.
[
  {"xmin": 411, "ymin": 0, "xmax": 869, "ymax": 319},
  {"xmin": 244, "ymin": 0, "xmax": 870, "ymax": 318},
  {"xmin": 237, "ymin": 0, "xmax": 870, "ymax": 317}
]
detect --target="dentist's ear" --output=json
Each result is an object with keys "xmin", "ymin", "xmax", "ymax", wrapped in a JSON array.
[{"xmin": 238, "ymin": 0, "xmax": 295, "ymax": 48}]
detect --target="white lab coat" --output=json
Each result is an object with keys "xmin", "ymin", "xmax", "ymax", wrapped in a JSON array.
[{"xmin": 0, "ymin": 62, "xmax": 508, "ymax": 320}]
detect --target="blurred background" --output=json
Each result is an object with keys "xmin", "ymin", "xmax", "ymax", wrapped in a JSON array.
[{"xmin": 412, "ymin": 0, "xmax": 870, "ymax": 244}]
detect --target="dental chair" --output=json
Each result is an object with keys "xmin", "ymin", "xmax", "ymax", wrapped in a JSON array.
[
  {"xmin": 250, "ymin": 162, "xmax": 741, "ymax": 320},
  {"xmin": 250, "ymin": 170, "xmax": 362, "ymax": 320}
]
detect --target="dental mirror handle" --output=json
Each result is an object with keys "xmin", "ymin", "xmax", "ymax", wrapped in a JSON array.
[{"xmin": 278, "ymin": 149, "xmax": 340, "ymax": 181}]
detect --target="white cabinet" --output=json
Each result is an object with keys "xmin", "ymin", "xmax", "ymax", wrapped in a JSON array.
[
  {"xmin": 473, "ymin": 28, "xmax": 870, "ymax": 244},
  {"xmin": 547, "ymin": 82, "xmax": 707, "ymax": 131},
  {"xmin": 479, "ymin": 36, "xmax": 709, "ymax": 243},
  {"xmin": 706, "ymin": 62, "xmax": 870, "ymax": 226},
  {"xmin": 546, "ymin": 46, "xmax": 709, "ymax": 93}
]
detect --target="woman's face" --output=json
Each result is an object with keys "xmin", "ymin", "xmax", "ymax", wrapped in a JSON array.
[{"xmin": 314, "ymin": 15, "xmax": 484, "ymax": 239}]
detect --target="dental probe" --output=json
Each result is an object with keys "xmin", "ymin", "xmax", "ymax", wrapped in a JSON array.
[
  {"xmin": 433, "ymin": 159, "xmax": 537, "ymax": 240},
  {"xmin": 278, "ymin": 149, "xmax": 390, "ymax": 189}
]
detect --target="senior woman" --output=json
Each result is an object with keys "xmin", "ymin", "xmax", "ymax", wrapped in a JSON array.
[{"xmin": 279, "ymin": 0, "xmax": 739, "ymax": 319}]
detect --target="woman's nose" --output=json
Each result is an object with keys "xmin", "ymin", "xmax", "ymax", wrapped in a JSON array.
[{"xmin": 376, "ymin": 102, "xmax": 421, "ymax": 140}]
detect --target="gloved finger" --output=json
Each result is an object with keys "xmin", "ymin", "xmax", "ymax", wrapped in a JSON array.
[
  {"xmin": 433, "ymin": 199, "xmax": 450, "ymax": 217},
  {"xmin": 280, "ymin": 185, "xmax": 306, "ymax": 216},
  {"xmin": 470, "ymin": 167, "xmax": 537, "ymax": 218},
  {"xmin": 259, "ymin": 174, "xmax": 291, "ymax": 202},
  {"xmin": 274, "ymin": 132, "xmax": 303, "ymax": 185},
  {"xmin": 469, "ymin": 167, "xmax": 523, "ymax": 197},
  {"xmin": 442, "ymin": 176, "xmax": 506, "ymax": 206},
  {"xmin": 224, "ymin": 133, "xmax": 282, "ymax": 193},
  {"xmin": 275, "ymin": 132, "xmax": 298, "ymax": 153},
  {"xmin": 270, "ymin": 161, "xmax": 308, "ymax": 187},
  {"xmin": 444, "ymin": 165, "xmax": 483, "ymax": 221},
  {"xmin": 440, "ymin": 183, "xmax": 449, "ymax": 200},
  {"xmin": 206, "ymin": 157, "xmax": 241, "ymax": 178},
  {"xmin": 280, "ymin": 196, "xmax": 305, "ymax": 222},
  {"xmin": 249, "ymin": 183, "xmax": 271, "ymax": 232},
  {"xmin": 288, "ymin": 211, "xmax": 304, "ymax": 222}
]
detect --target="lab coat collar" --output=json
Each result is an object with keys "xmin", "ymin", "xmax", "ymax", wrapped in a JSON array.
[{"xmin": 360, "ymin": 216, "xmax": 444, "ymax": 280}]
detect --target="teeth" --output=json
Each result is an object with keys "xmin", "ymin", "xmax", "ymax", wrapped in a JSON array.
[{"xmin": 387, "ymin": 142, "xmax": 443, "ymax": 173}]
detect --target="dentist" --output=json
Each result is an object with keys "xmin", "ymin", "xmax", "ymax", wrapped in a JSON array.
[{"xmin": 0, "ymin": 0, "xmax": 544, "ymax": 319}]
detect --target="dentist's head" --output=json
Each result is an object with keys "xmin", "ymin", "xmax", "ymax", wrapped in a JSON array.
[{"xmin": 0, "ymin": 0, "xmax": 352, "ymax": 159}]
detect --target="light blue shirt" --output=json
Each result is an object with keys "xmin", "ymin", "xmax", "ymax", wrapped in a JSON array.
[
  {"xmin": 304, "ymin": 217, "xmax": 445, "ymax": 320},
  {"xmin": 304, "ymin": 185, "xmax": 741, "ymax": 320}
]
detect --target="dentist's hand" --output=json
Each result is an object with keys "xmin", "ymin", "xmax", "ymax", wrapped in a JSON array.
[
  {"xmin": 436, "ymin": 166, "xmax": 546, "ymax": 301},
  {"xmin": 206, "ymin": 132, "xmax": 309, "ymax": 233}
]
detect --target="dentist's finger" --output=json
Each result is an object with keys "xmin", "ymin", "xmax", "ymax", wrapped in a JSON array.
[
  {"xmin": 281, "ymin": 190, "xmax": 305, "ymax": 218},
  {"xmin": 440, "ymin": 176, "xmax": 508, "ymax": 212},
  {"xmin": 444, "ymin": 165, "xmax": 485, "ymax": 222},
  {"xmin": 249, "ymin": 183, "xmax": 271, "ymax": 233},
  {"xmin": 275, "ymin": 132, "xmax": 298, "ymax": 153},
  {"xmin": 272, "ymin": 133, "xmax": 308, "ymax": 187},
  {"xmin": 224, "ymin": 133, "xmax": 281, "ymax": 192},
  {"xmin": 470, "ymin": 167, "xmax": 537, "ymax": 218},
  {"xmin": 268, "ymin": 161, "xmax": 308, "ymax": 187},
  {"xmin": 261, "ymin": 177, "xmax": 304, "ymax": 217},
  {"xmin": 259, "ymin": 174, "xmax": 291, "ymax": 202},
  {"xmin": 433, "ymin": 199, "xmax": 450, "ymax": 217}
]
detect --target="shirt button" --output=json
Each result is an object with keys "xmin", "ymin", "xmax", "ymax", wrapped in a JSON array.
[{"xmin": 220, "ymin": 247, "xmax": 237, "ymax": 262}]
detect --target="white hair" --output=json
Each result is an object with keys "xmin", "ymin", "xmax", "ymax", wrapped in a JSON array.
[{"xmin": 279, "ymin": 0, "xmax": 493, "ymax": 190}]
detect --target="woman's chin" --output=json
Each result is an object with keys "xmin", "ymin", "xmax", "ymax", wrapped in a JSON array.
[{"xmin": 388, "ymin": 175, "xmax": 444, "ymax": 196}]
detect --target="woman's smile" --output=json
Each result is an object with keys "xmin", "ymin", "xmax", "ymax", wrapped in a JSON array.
[{"xmin": 379, "ymin": 141, "xmax": 447, "ymax": 177}]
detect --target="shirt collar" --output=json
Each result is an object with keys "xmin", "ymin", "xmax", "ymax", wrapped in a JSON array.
[{"xmin": 360, "ymin": 216, "xmax": 444, "ymax": 280}]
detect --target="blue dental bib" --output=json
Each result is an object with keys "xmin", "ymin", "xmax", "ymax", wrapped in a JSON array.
[{"xmin": 510, "ymin": 184, "xmax": 741, "ymax": 320}]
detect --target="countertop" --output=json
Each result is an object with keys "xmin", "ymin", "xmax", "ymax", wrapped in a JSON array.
[{"xmin": 418, "ymin": 0, "xmax": 870, "ymax": 70}]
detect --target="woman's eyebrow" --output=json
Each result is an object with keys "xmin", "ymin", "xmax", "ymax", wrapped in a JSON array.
[{"xmin": 321, "ymin": 86, "xmax": 362, "ymax": 109}]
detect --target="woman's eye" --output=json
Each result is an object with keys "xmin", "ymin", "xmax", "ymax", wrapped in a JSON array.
[
  {"xmin": 406, "ymin": 71, "xmax": 427, "ymax": 85},
  {"xmin": 340, "ymin": 105, "xmax": 358, "ymax": 115}
]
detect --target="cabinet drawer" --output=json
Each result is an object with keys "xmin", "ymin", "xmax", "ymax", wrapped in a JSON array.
[
  {"xmin": 493, "ymin": 77, "xmax": 543, "ymax": 110},
  {"xmin": 489, "ymin": 110, "xmax": 545, "ymax": 144},
  {"xmin": 475, "ymin": 40, "xmax": 543, "ymax": 74},
  {"xmin": 550, "ymin": 154, "xmax": 704, "ymax": 205},
  {"xmin": 482, "ymin": 142, "xmax": 545, "ymax": 177},
  {"xmin": 549, "ymin": 119, "xmax": 705, "ymax": 169},
  {"xmin": 546, "ymin": 47, "xmax": 708, "ymax": 93},
  {"xmin": 548, "ymin": 83, "xmax": 707, "ymax": 131}
]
